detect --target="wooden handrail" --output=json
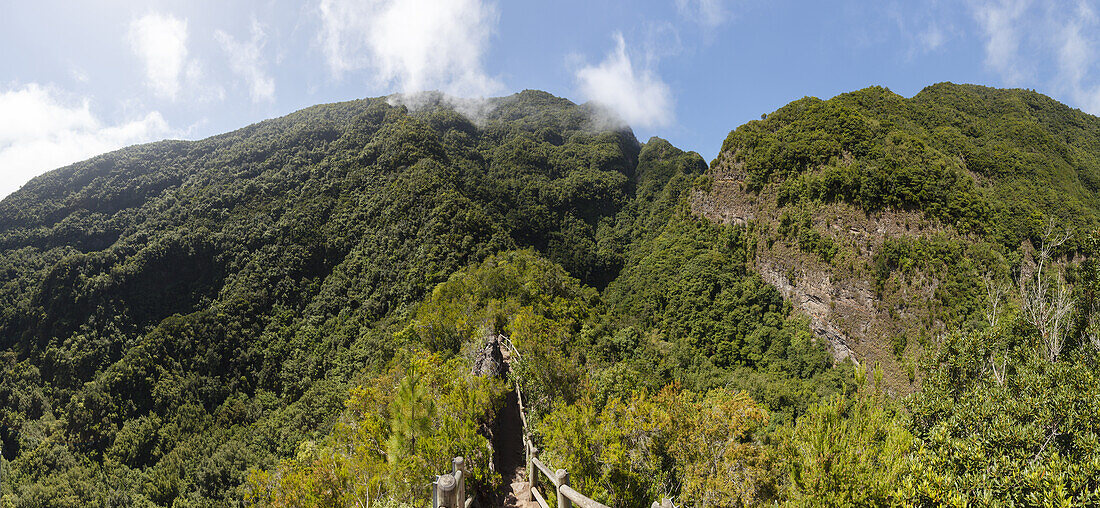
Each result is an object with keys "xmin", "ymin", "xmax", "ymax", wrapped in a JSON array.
[
  {"xmin": 517, "ymin": 403, "xmax": 528, "ymax": 429},
  {"xmin": 502, "ymin": 335, "xmax": 521, "ymax": 361},
  {"xmin": 531, "ymin": 485, "xmax": 552, "ymax": 508},
  {"xmin": 432, "ymin": 457, "xmax": 472, "ymax": 508},
  {"xmin": 530, "ymin": 456, "xmax": 560, "ymax": 487},
  {"xmin": 508, "ymin": 332, "xmax": 652, "ymax": 508},
  {"xmin": 453, "ymin": 457, "xmax": 466, "ymax": 506},
  {"xmin": 515, "ymin": 382, "xmax": 529, "ymax": 433},
  {"xmin": 560, "ymin": 485, "xmax": 612, "ymax": 508},
  {"xmin": 430, "ymin": 335, "xmax": 674, "ymax": 507}
]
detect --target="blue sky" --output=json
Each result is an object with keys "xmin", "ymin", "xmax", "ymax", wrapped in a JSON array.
[{"xmin": 2, "ymin": 0, "xmax": 1100, "ymax": 197}]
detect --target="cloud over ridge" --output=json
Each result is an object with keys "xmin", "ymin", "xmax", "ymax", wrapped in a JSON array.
[
  {"xmin": 576, "ymin": 33, "xmax": 674, "ymax": 129},
  {"xmin": 317, "ymin": 0, "xmax": 502, "ymax": 98},
  {"xmin": 128, "ymin": 13, "xmax": 190, "ymax": 100},
  {"xmin": 971, "ymin": 0, "xmax": 1100, "ymax": 114},
  {"xmin": 0, "ymin": 84, "xmax": 173, "ymax": 198}
]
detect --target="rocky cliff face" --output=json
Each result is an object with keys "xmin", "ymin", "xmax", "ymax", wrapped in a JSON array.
[{"xmin": 692, "ymin": 151, "xmax": 963, "ymax": 393}]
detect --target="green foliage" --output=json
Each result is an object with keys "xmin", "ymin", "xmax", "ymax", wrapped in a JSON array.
[
  {"xmin": 14, "ymin": 82, "xmax": 1100, "ymax": 507},
  {"xmin": 408, "ymin": 250, "xmax": 596, "ymax": 353},
  {"xmin": 539, "ymin": 386, "xmax": 774, "ymax": 508},
  {"xmin": 406, "ymin": 249, "xmax": 597, "ymax": 414},
  {"xmin": 0, "ymin": 92, "xmax": 700, "ymax": 506},
  {"xmin": 603, "ymin": 208, "xmax": 853, "ymax": 424},
  {"xmin": 904, "ymin": 326, "xmax": 1100, "ymax": 506},
  {"xmin": 778, "ymin": 208, "xmax": 838, "ymax": 263},
  {"xmin": 245, "ymin": 233, "xmax": 849, "ymax": 506},
  {"xmin": 781, "ymin": 391, "xmax": 914, "ymax": 506},
  {"xmin": 723, "ymin": 83, "xmax": 1100, "ymax": 246},
  {"xmin": 871, "ymin": 232, "xmax": 1008, "ymax": 329},
  {"xmin": 246, "ymin": 351, "xmax": 507, "ymax": 507}
]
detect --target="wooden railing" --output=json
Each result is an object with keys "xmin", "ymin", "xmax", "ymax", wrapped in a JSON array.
[
  {"xmin": 506, "ymin": 337, "xmax": 674, "ymax": 508},
  {"xmin": 432, "ymin": 456, "xmax": 474, "ymax": 508},
  {"xmin": 434, "ymin": 336, "xmax": 675, "ymax": 508}
]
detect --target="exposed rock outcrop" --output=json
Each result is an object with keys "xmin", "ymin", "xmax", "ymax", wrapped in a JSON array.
[
  {"xmin": 691, "ymin": 153, "xmax": 956, "ymax": 392},
  {"xmin": 754, "ymin": 261, "xmax": 859, "ymax": 364},
  {"xmin": 472, "ymin": 334, "xmax": 506, "ymax": 378}
]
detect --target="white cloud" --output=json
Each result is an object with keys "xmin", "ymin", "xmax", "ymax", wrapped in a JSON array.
[
  {"xmin": 575, "ymin": 33, "xmax": 674, "ymax": 129},
  {"xmin": 316, "ymin": 0, "xmax": 502, "ymax": 97},
  {"xmin": 128, "ymin": 13, "xmax": 190, "ymax": 100},
  {"xmin": 1056, "ymin": 2, "xmax": 1100, "ymax": 113},
  {"xmin": 216, "ymin": 20, "xmax": 276, "ymax": 103},
  {"xmin": 675, "ymin": 0, "xmax": 728, "ymax": 28},
  {"xmin": 970, "ymin": 0, "xmax": 1100, "ymax": 115},
  {"xmin": 71, "ymin": 67, "xmax": 89, "ymax": 83},
  {"xmin": 918, "ymin": 24, "xmax": 946, "ymax": 52},
  {"xmin": 883, "ymin": 1, "xmax": 956, "ymax": 57},
  {"xmin": 0, "ymin": 84, "xmax": 174, "ymax": 198},
  {"xmin": 642, "ymin": 21, "xmax": 684, "ymax": 60},
  {"xmin": 188, "ymin": 61, "xmax": 228, "ymax": 103},
  {"xmin": 971, "ymin": 0, "xmax": 1033, "ymax": 84}
]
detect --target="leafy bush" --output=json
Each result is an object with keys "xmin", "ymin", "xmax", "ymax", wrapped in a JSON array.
[
  {"xmin": 780, "ymin": 391, "xmax": 914, "ymax": 506},
  {"xmin": 246, "ymin": 351, "xmax": 507, "ymax": 507},
  {"xmin": 723, "ymin": 83, "xmax": 1100, "ymax": 245},
  {"xmin": 539, "ymin": 386, "xmax": 774, "ymax": 508},
  {"xmin": 904, "ymin": 327, "xmax": 1100, "ymax": 505}
]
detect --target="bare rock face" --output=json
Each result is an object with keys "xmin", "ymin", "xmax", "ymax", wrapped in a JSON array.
[
  {"xmin": 473, "ymin": 335, "xmax": 506, "ymax": 378},
  {"xmin": 690, "ymin": 153, "xmax": 955, "ymax": 393},
  {"xmin": 755, "ymin": 261, "xmax": 859, "ymax": 365}
]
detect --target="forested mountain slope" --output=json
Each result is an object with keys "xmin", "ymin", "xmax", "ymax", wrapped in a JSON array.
[
  {"xmin": 695, "ymin": 83, "xmax": 1100, "ymax": 391},
  {"xmin": 0, "ymin": 91, "xmax": 727, "ymax": 505},
  {"xmin": 3, "ymin": 83, "xmax": 1100, "ymax": 506}
]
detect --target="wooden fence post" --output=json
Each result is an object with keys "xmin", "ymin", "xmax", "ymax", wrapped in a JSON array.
[
  {"xmin": 453, "ymin": 456, "xmax": 465, "ymax": 507},
  {"xmin": 527, "ymin": 439, "xmax": 536, "ymax": 490},
  {"xmin": 556, "ymin": 469, "xmax": 570, "ymax": 508},
  {"xmin": 435, "ymin": 473, "xmax": 457, "ymax": 508}
]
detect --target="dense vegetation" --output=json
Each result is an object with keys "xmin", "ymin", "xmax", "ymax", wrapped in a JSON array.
[
  {"xmin": 3, "ymin": 83, "xmax": 1100, "ymax": 506},
  {"xmin": 704, "ymin": 83, "xmax": 1100, "ymax": 505},
  {"xmin": 722, "ymin": 83, "xmax": 1100, "ymax": 247},
  {"xmin": 710, "ymin": 83, "xmax": 1100, "ymax": 390},
  {"xmin": 0, "ymin": 91, "xmax": 718, "ymax": 506},
  {"xmin": 248, "ymin": 246, "xmax": 845, "ymax": 507}
]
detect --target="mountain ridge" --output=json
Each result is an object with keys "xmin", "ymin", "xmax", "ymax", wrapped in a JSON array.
[
  {"xmin": 697, "ymin": 81, "xmax": 1100, "ymax": 391},
  {"xmin": 3, "ymin": 83, "xmax": 1100, "ymax": 505},
  {"xmin": 0, "ymin": 89, "xmax": 718, "ymax": 505}
]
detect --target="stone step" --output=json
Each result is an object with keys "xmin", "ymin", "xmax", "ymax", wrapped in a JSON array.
[{"xmin": 510, "ymin": 480, "xmax": 532, "ymax": 501}]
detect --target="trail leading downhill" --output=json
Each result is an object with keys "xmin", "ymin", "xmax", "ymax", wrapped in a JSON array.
[
  {"xmin": 489, "ymin": 342, "xmax": 537, "ymax": 508},
  {"xmin": 494, "ymin": 385, "xmax": 535, "ymax": 507}
]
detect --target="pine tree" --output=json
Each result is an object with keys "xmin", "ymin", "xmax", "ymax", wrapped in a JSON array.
[{"xmin": 387, "ymin": 368, "xmax": 436, "ymax": 463}]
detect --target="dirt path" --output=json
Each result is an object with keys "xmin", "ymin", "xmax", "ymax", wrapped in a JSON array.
[{"xmin": 491, "ymin": 371, "xmax": 526, "ymax": 504}]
